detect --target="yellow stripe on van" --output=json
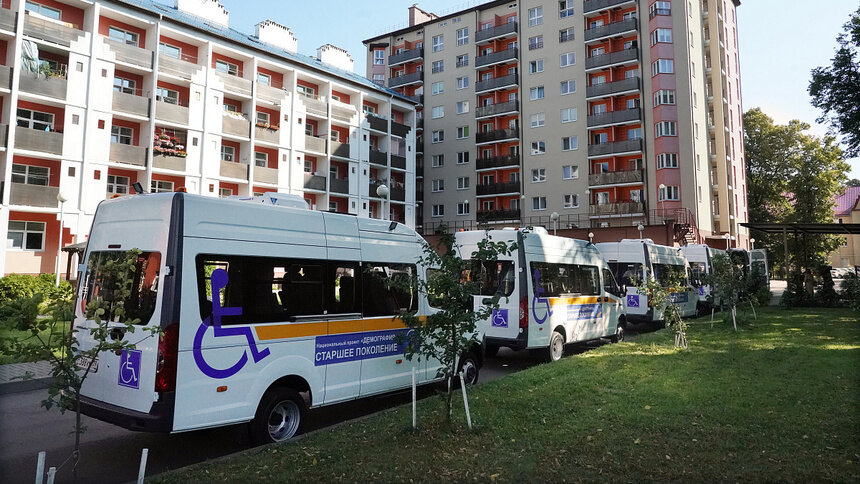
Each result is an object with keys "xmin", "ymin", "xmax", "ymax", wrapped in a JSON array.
[
  {"xmin": 254, "ymin": 316, "xmax": 427, "ymax": 342},
  {"xmin": 548, "ymin": 296, "xmax": 602, "ymax": 306}
]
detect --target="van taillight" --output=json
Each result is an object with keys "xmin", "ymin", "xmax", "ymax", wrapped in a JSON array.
[
  {"xmin": 155, "ymin": 324, "xmax": 179, "ymax": 393},
  {"xmin": 519, "ymin": 297, "xmax": 529, "ymax": 329}
]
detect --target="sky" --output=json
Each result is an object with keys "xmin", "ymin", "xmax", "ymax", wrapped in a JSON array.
[{"xmin": 218, "ymin": 0, "xmax": 860, "ymax": 179}]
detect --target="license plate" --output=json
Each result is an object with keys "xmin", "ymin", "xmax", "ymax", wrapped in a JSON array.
[{"xmin": 78, "ymin": 355, "xmax": 99, "ymax": 373}]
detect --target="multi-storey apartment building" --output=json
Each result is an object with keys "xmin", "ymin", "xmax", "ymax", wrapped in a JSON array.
[
  {"xmin": 1, "ymin": 0, "xmax": 417, "ymax": 276},
  {"xmin": 365, "ymin": 0, "xmax": 748, "ymax": 249}
]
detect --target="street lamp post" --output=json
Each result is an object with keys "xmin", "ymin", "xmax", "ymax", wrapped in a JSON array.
[
  {"xmin": 658, "ymin": 183, "xmax": 666, "ymax": 222},
  {"xmin": 550, "ymin": 211, "xmax": 559, "ymax": 235},
  {"xmin": 55, "ymin": 191, "xmax": 68, "ymax": 287},
  {"xmin": 750, "ymin": 238, "xmax": 756, "ymax": 250},
  {"xmin": 588, "ymin": 231, "xmax": 594, "ymax": 244},
  {"xmin": 723, "ymin": 232, "xmax": 731, "ymax": 250},
  {"xmin": 376, "ymin": 184, "xmax": 389, "ymax": 220}
]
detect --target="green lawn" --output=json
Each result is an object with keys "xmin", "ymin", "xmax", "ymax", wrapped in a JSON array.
[
  {"xmin": 155, "ymin": 308, "xmax": 859, "ymax": 482},
  {"xmin": 0, "ymin": 320, "xmax": 69, "ymax": 365}
]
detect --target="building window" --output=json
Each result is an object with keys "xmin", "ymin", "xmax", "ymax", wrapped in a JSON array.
[
  {"xmin": 215, "ymin": 59, "xmax": 240, "ymax": 76},
  {"xmin": 156, "ymin": 87, "xmax": 180, "ymax": 104},
  {"xmin": 151, "ymin": 180, "xmax": 174, "ymax": 193},
  {"xmin": 432, "ymin": 130, "xmax": 444, "ymax": 143},
  {"xmin": 159, "ymin": 42, "xmax": 182, "ymax": 59},
  {"xmin": 559, "ymin": 0, "xmax": 574, "ymax": 17},
  {"xmin": 456, "ymin": 101, "xmax": 469, "ymax": 114},
  {"xmin": 650, "ymin": 1, "xmax": 671, "ymax": 18},
  {"xmin": 457, "ymin": 176, "xmax": 470, "ymax": 189},
  {"xmin": 655, "ymin": 121, "xmax": 677, "ymax": 137},
  {"xmin": 659, "ymin": 185, "xmax": 680, "ymax": 201},
  {"xmin": 373, "ymin": 50, "xmax": 385, "ymax": 65},
  {"xmin": 432, "ymin": 179, "xmax": 445, "ymax": 192},
  {"xmin": 563, "ymin": 194, "xmax": 579, "ymax": 208},
  {"xmin": 432, "ymin": 60, "xmax": 444, "ymax": 73},
  {"xmin": 529, "ymin": 35, "xmax": 543, "ymax": 50},
  {"xmin": 7, "ymin": 220, "xmax": 46, "ymax": 251},
  {"xmin": 432, "ymin": 106, "xmax": 444, "ymax": 118},
  {"xmin": 215, "ymin": 187, "xmax": 232, "ymax": 198},
  {"xmin": 531, "ymin": 140, "xmax": 546, "ymax": 154},
  {"xmin": 657, "ymin": 153, "xmax": 679, "ymax": 168},
  {"xmin": 530, "ymin": 113, "xmax": 545, "ymax": 128},
  {"xmin": 530, "ymin": 86, "xmax": 545, "ymax": 100},
  {"xmin": 561, "ymin": 107, "xmax": 577, "ymax": 123},
  {"xmin": 532, "ymin": 196, "xmax": 547, "ymax": 210},
  {"xmin": 529, "ymin": 59, "xmax": 544, "ymax": 74},
  {"xmin": 113, "ymin": 76, "xmax": 137, "ymax": 94},
  {"xmin": 16, "ymin": 108, "xmax": 54, "ymax": 130},
  {"xmin": 432, "ymin": 154, "xmax": 444, "ymax": 167},
  {"xmin": 107, "ymin": 174, "xmax": 130, "ymax": 195},
  {"xmin": 562, "ymin": 165, "xmax": 578, "ymax": 179},
  {"xmin": 456, "ymin": 76, "xmax": 469, "ymax": 89},
  {"xmin": 256, "ymin": 72, "xmax": 271, "ymax": 86},
  {"xmin": 110, "ymin": 125, "xmax": 133, "ymax": 145},
  {"xmin": 628, "ymin": 127, "xmax": 643, "ymax": 139},
  {"xmin": 254, "ymin": 151, "xmax": 268, "ymax": 167},
  {"xmin": 457, "ymin": 27, "xmax": 469, "ymax": 45},
  {"xmin": 108, "ymin": 26, "xmax": 139, "ymax": 46},
  {"xmin": 456, "ymin": 54, "xmax": 469, "ymax": 67},
  {"xmin": 297, "ymin": 84, "xmax": 316, "ymax": 97},
  {"xmin": 654, "ymin": 89, "xmax": 676, "ymax": 106},
  {"xmin": 11, "ymin": 164, "xmax": 49, "ymax": 186},
  {"xmin": 560, "ymin": 52, "xmax": 575, "ymax": 67},
  {"xmin": 560, "ymin": 79, "xmax": 576, "ymax": 95},
  {"xmin": 532, "ymin": 169, "xmax": 546, "ymax": 182},
  {"xmin": 457, "ymin": 201, "xmax": 470, "ymax": 215},
  {"xmin": 432, "ymin": 81, "xmax": 444, "ymax": 95},
  {"xmin": 432, "ymin": 34, "xmax": 444, "ymax": 52},
  {"xmin": 221, "ymin": 144, "xmax": 235, "ymax": 162},
  {"xmin": 652, "ymin": 59, "xmax": 674, "ymax": 76},
  {"xmin": 650, "ymin": 28, "xmax": 672, "ymax": 45},
  {"xmin": 372, "ymin": 74, "xmax": 384, "ymax": 85},
  {"xmin": 457, "ymin": 126, "xmax": 469, "ymax": 139},
  {"xmin": 562, "ymin": 136, "xmax": 578, "ymax": 151},
  {"xmin": 559, "ymin": 27, "xmax": 575, "ymax": 43},
  {"xmin": 528, "ymin": 6, "xmax": 543, "ymax": 26},
  {"xmin": 432, "ymin": 204, "xmax": 444, "ymax": 217}
]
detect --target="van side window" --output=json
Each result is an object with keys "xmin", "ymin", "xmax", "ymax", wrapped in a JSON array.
[
  {"xmin": 530, "ymin": 262, "xmax": 600, "ymax": 297},
  {"xmin": 466, "ymin": 260, "xmax": 515, "ymax": 297},
  {"xmin": 328, "ymin": 262, "xmax": 361, "ymax": 315},
  {"xmin": 602, "ymin": 268, "xmax": 621, "ymax": 297},
  {"xmin": 362, "ymin": 263, "xmax": 418, "ymax": 316}
]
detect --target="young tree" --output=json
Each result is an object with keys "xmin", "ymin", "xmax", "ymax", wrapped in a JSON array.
[
  {"xmin": 634, "ymin": 272, "xmax": 687, "ymax": 348},
  {"xmin": 707, "ymin": 252, "xmax": 748, "ymax": 330},
  {"xmin": 396, "ymin": 231, "xmax": 515, "ymax": 423},
  {"xmin": 809, "ymin": 7, "xmax": 860, "ymax": 158}
]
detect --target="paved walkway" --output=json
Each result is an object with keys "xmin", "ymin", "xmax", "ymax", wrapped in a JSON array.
[{"xmin": 0, "ymin": 360, "xmax": 54, "ymax": 394}]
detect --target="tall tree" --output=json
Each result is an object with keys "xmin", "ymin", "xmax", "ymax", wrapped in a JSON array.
[
  {"xmin": 743, "ymin": 108, "xmax": 850, "ymax": 273},
  {"xmin": 809, "ymin": 7, "xmax": 860, "ymax": 157}
]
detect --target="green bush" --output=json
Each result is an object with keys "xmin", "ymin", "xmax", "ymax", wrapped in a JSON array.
[
  {"xmin": 0, "ymin": 273, "xmax": 72, "ymax": 306},
  {"xmin": 838, "ymin": 273, "xmax": 860, "ymax": 312}
]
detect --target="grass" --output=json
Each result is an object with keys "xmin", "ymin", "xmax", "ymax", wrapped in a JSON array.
[
  {"xmin": 0, "ymin": 320, "xmax": 69, "ymax": 365},
  {"xmin": 154, "ymin": 307, "xmax": 859, "ymax": 483}
]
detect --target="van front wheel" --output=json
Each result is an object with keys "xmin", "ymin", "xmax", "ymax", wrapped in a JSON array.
[
  {"xmin": 548, "ymin": 331, "xmax": 565, "ymax": 362},
  {"xmin": 251, "ymin": 387, "xmax": 306, "ymax": 444}
]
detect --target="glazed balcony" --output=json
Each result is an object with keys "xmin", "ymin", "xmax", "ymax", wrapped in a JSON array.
[
  {"xmin": 475, "ymin": 48, "xmax": 519, "ymax": 68},
  {"xmin": 222, "ymin": 113, "xmax": 251, "ymax": 138},
  {"xmin": 390, "ymin": 153, "xmax": 407, "ymax": 170},
  {"xmin": 583, "ymin": 0, "xmax": 636, "ymax": 15},
  {"xmin": 388, "ymin": 48, "xmax": 423, "ymax": 66},
  {"xmin": 105, "ymin": 38, "xmax": 154, "ymax": 69},
  {"xmin": 388, "ymin": 71, "xmax": 422, "ymax": 88},
  {"xmin": 476, "ymin": 181, "xmax": 520, "ymax": 196},
  {"xmin": 253, "ymin": 166, "xmax": 278, "ymax": 184},
  {"xmin": 476, "ymin": 155, "xmax": 519, "ymax": 171},
  {"xmin": 587, "ymin": 138, "xmax": 643, "ymax": 157},
  {"xmin": 0, "ymin": 65, "xmax": 11, "ymax": 90},
  {"xmin": 366, "ymin": 114, "xmax": 388, "ymax": 132},
  {"xmin": 585, "ymin": 48, "xmax": 639, "ymax": 71},
  {"xmin": 588, "ymin": 169, "xmax": 644, "ymax": 187},
  {"xmin": 23, "ymin": 13, "xmax": 83, "ymax": 47},
  {"xmin": 220, "ymin": 161, "xmax": 248, "ymax": 180},
  {"xmin": 112, "ymin": 90, "xmax": 150, "ymax": 117},
  {"xmin": 0, "ymin": 7, "xmax": 16, "ymax": 32},
  {"xmin": 584, "ymin": 18, "xmax": 638, "ymax": 43},
  {"xmin": 475, "ymin": 73, "xmax": 518, "ymax": 94},
  {"xmin": 155, "ymin": 100, "xmax": 189, "ymax": 124},
  {"xmin": 152, "ymin": 154, "xmax": 186, "ymax": 171},
  {"xmin": 330, "ymin": 176, "xmax": 349, "ymax": 194},
  {"xmin": 475, "ymin": 100, "xmax": 519, "ymax": 119},
  {"xmin": 19, "ymin": 72, "xmax": 67, "ymax": 99},
  {"xmin": 15, "ymin": 126, "xmax": 63, "ymax": 155},
  {"xmin": 589, "ymin": 201, "xmax": 644, "ymax": 216},
  {"xmin": 158, "ymin": 53, "xmax": 198, "ymax": 80},
  {"xmin": 477, "ymin": 208, "xmax": 521, "ymax": 222},
  {"xmin": 254, "ymin": 125, "xmax": 280, "ymax": 144},
  {"xmin": 476, "ymin": 128, "xmax": 519, "ymax": 144},
  {"xmin": 303, "ymin": 173, "xmax": 327, "ymax": 191},
  {"xmin": 108, "ymin": 142, "xmax": 147, "ymax": 167},
  {"xmin": 586, "ymin": 77, "xmax": 640, "ymax": 99},
  {"xmin": 369, "ymin": 149, "xmax": 387, "ymax": 166},
  {"xmin": 304, "ymin": 135, "xmax": 327, "ymax": 153},
  {"xmin": 331, "ymin": 141, "xmax": 351, "ymax": 159},
  {"xmin": 475, "ymin": 21, "xmax": 518, "ymax": 44},
  {"xmin": 587, "ymin": 107, "xmax": 641, "ymax": 128},
  {"xmin": 215, "ymin": 71, "xmax": 252, "ymax": 96},
  {"xmin": 9, "ymin": 183, "xmax": 59, "ymax": 208},
  {"xmin": 391, "ymin": 120, "xmax": 411, "ymax": 138}
]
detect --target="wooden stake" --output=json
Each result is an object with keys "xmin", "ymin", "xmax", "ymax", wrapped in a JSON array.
[
  {"xmin": 459, "ymin": 371, "xmax": 473, "ymax": 430},
  {"xmin": 35, "ymin": 451, "xmax": 46, "ymax": 484},
  {"xmin": 411, "ymin": 367, "xmax": 417, "ymax": 430},
  {"xmin": 137, "ymin": 448, "xmax": 148, "ymax": 484}
]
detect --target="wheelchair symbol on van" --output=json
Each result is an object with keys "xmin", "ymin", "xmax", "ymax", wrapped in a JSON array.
[
  {"xmin": 531, "ymin": 269, "xmax": 553, "ymax": 324},
  {"xmin": 491, "ymin": 308, "xmax": 508, "ymax": 327},
  {"xmin": 118, "ymin": 349, "xmax": 141, "ymax": 389},
  {"xmin": 193, "ymin": 269, "xmax": 270, "ymax": 379}
]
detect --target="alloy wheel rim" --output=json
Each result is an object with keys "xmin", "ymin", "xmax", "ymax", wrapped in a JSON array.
[{"xmin": 268, "ymin": 400, "xmax": 300, "ymax": 441}]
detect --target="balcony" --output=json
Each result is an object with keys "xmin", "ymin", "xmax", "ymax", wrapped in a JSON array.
[
  {"xmin": 331, "ymin": 141, "xmax": 351, "ymax": 159},
  {"xmin": 331, "ymin": 100, "xmax": 356, "ymax": 123},
  {"xmin": 587, "ymin": 108, "xmax": 641, "ymax": 128},
  {"xmin": 257, "ymin": 83, "xmax": 287, "ymax": 104},
  {"xmin": 253, "ymin": 166, "xmax": 278, "ymax": 184},
  {"xmin": 105, "ymin": 39, "xmax": 154, "ymax": 69},
  {"xmin": 476, "ymin": 155, "xmax": 519, "ymax": 171},
  {"xmin": 9, "ymin": 183, "xmax": 59, "ymax": 208},
  {"xmin": 108, "ymin": 143, "xmax": 147, "ymax": 167},
  {"xmin": 23, "ymin": 13, "xmax": 83, "ymax": 47},
  {"xmin": 583, "ymin": 0, "xmax": 636, "ymax": 15},
  {"xmin": 586, "ymin": 77, "xmax": 640, "ymax": 99},
  {"xmin": 587, "ymin": 138, "xmax": 643, "ymax": 157},
  {"xmin": 158, "ymin": 54, "xmax": 198, "ymax": 80},
  {"xmin": 475, "ymin": 100, "xmax": 519, "ymax": 119},
  {"xmin": 369, "ymin": 180, "xmax": 387, "ymax": 198},
  {"xmin": 300, "ymin": 94, "xmax": 328, "ymax": 117},
  {"xmin": 388, "ymin": 48, "xmax": 423, "ymax": 66},
  {"xmin": 222, "ymin": 113, "xmax": 250, "ymax": 138},
  {"xmin": 19, "ymin": 72, "xmax": 67, "ymax": 99},
  {"xmin": 152, "ymin": 154, "xmax": 186, "ymax": 171},
  {"xmin": 0, "ymin": 7, "xmax": 16, "ymax": 32},
  {"xmin": 475, "ymin": 21, "xmax": 518, "ymax": 44},
  {"xmin": 391, "ymin": 186, "xmax": 405, "ymax": 202},
  {"xmin": 477, "ymin": 209, "xmax": 521, "ymax": 222},
  {"xmin": 254, "ymin": 125, "xmax": 280, "ymax": 144},
  {"xmin": 476, "ymin": 128, "xmax": 519, "ymax": 144},
  {"xmin": 475, "ymin": 48, "xmax": 518, "ymax": 68},
  {"xmin": 330, "ymin": 176, "xmax": 349, "ymax": 194},
  {"xmin": 303, "ymin": 173, "xmax": 327, "ymax": 191},
  {"xmin": 155, "ymin": 100, "xmax": 189, "ymax": 124},
  {"xmin": 112, "ymin": 90, "xmax": 150, "ymax": 117},
  {"xmin": 588, "ymin": 169, "xmax": 643, "ymax": 187},
  {"xmin": 215, "ymin": 71, "xmax": 252, "ymax": 96},
  {"xmin": 0, "ymin": 124, "xmax": 6, "ymax": 148},
  {"xmin": 367, "ymin": 114, "xmax": 388, "ymax": 132},
  {"xmin": 304, "ymin": 135, "xmax": 327, "ymax": 153},
  {"xmin": 589, "ymin": 201, "xmax": 644, "ymax": 216},
  {"xmin": 388, "ymin": 71, "xmax": 422, "ymax": 88},
  {"xmin": 474, "ymin": 73, "xmax": 518, "ymax": 94},
  {"xmin": 406, "ymin": 94, "xmax": 424, "ymax": 105},
  {"xmin": 391, "ymin": 121, "xmax": 411, "ymax": 138},
  {"xmin": 390, "ymin": 154, "xmax": 406, "ymax": 170},
  {"xmin": 0, "ymin": 65, "xmax": 11, "ymax": 90},
  {"xmin": 584, "ymin": 18, "xmax": 638, "ymax": 42},
  {"xmin": 369, "ymin": 149, "xmax": 387, "ymax": 166},
  {"xmin": 586, "ymin": 48, "xmax": 639, "ymax": 71},
  {"xmin": 15, "ymin": 127, "xmax": 63, "ymax": 155},
  {"xmin": 476, "ymin": 181, "xmax": 520, "ymax": 196},
  {"xmin": 220, "ymin": 161, "xmax": 248, "ymax": 180}
]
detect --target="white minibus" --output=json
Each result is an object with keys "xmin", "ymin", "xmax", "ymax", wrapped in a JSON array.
[
  {"xmin": 680, "ymin": 244, "xmax": 721, "ymax": 311},
  {"xmin": 75, "ymin": 192, "xmax": 476, "ymax": 443},
  {"xmin": 455, "ymin": 228, "xmax": 627, "ymax": 362},
  {"xmin": 596, "ymin": 239, "xmax": 699, "ymax": 323}
]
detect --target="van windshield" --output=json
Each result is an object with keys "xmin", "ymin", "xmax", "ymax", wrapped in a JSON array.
[
  {"xmin": 82, "ymin": 250, "xmax": 162, "ymax": 325},
  {"xmin": 651, "ymin": 263, "xmax": 688, "ymax": 287},
  {"xmin": 689, "ymin": 262, "xmax": 707, "ymax": 286},
  {"xmin": 608, "ymin": 262, "xmax": 643, "ymax": 287}
]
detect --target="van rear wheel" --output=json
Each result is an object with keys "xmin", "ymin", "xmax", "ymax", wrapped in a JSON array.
[
  {"xmin": 457, "ymin": 352, "xmax": 480, "ymax": 386},
  {"xmin": 611, "ymin": 322, "xmax": 626, "ymax": 343},
  {"xmin": 251, "ymin": 387, "xmax": 306, "ymax": 444},
  {"xmin": 548, "ymin": 331, "xmax": 564, "ymax": 362}
]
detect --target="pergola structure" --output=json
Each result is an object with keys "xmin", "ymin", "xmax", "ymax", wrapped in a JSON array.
[{"xmin": 741, "ymin": 222, "xmax": 860, "ymax": 274}]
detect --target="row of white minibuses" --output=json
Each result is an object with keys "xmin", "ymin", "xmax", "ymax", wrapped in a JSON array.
[{"xmin": 75, "ymin": 193, "xmax": 712, "ymax": 443}]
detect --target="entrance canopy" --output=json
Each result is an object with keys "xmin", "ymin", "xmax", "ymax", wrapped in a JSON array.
[{"xmin": 741, "ymin": 222, "xmax": 860, "ymax": 235}]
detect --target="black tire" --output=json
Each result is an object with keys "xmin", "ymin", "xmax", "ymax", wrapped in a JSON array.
[
  {"xmin": 484, "ymin": 344, "xmax": 500, "ymax": 358},
  {"xmin": 250, "ymin": 387, "xmax": 306, "ymax": 445},
  {"xmin": 457, "ymin": 352, "xmax": 480, "ymax": 386},
  {"xmin": 611, "ymin": 321, "xmax": 626, "ymax": 343},
  {"xmin": 548, "ymin": 331, "xmax": 565, "ymax": 362}
]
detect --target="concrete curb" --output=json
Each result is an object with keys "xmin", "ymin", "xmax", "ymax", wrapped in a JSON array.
[{"xmin": 0, "ymin": 376, "xmax": 53, "ymax": 395}]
